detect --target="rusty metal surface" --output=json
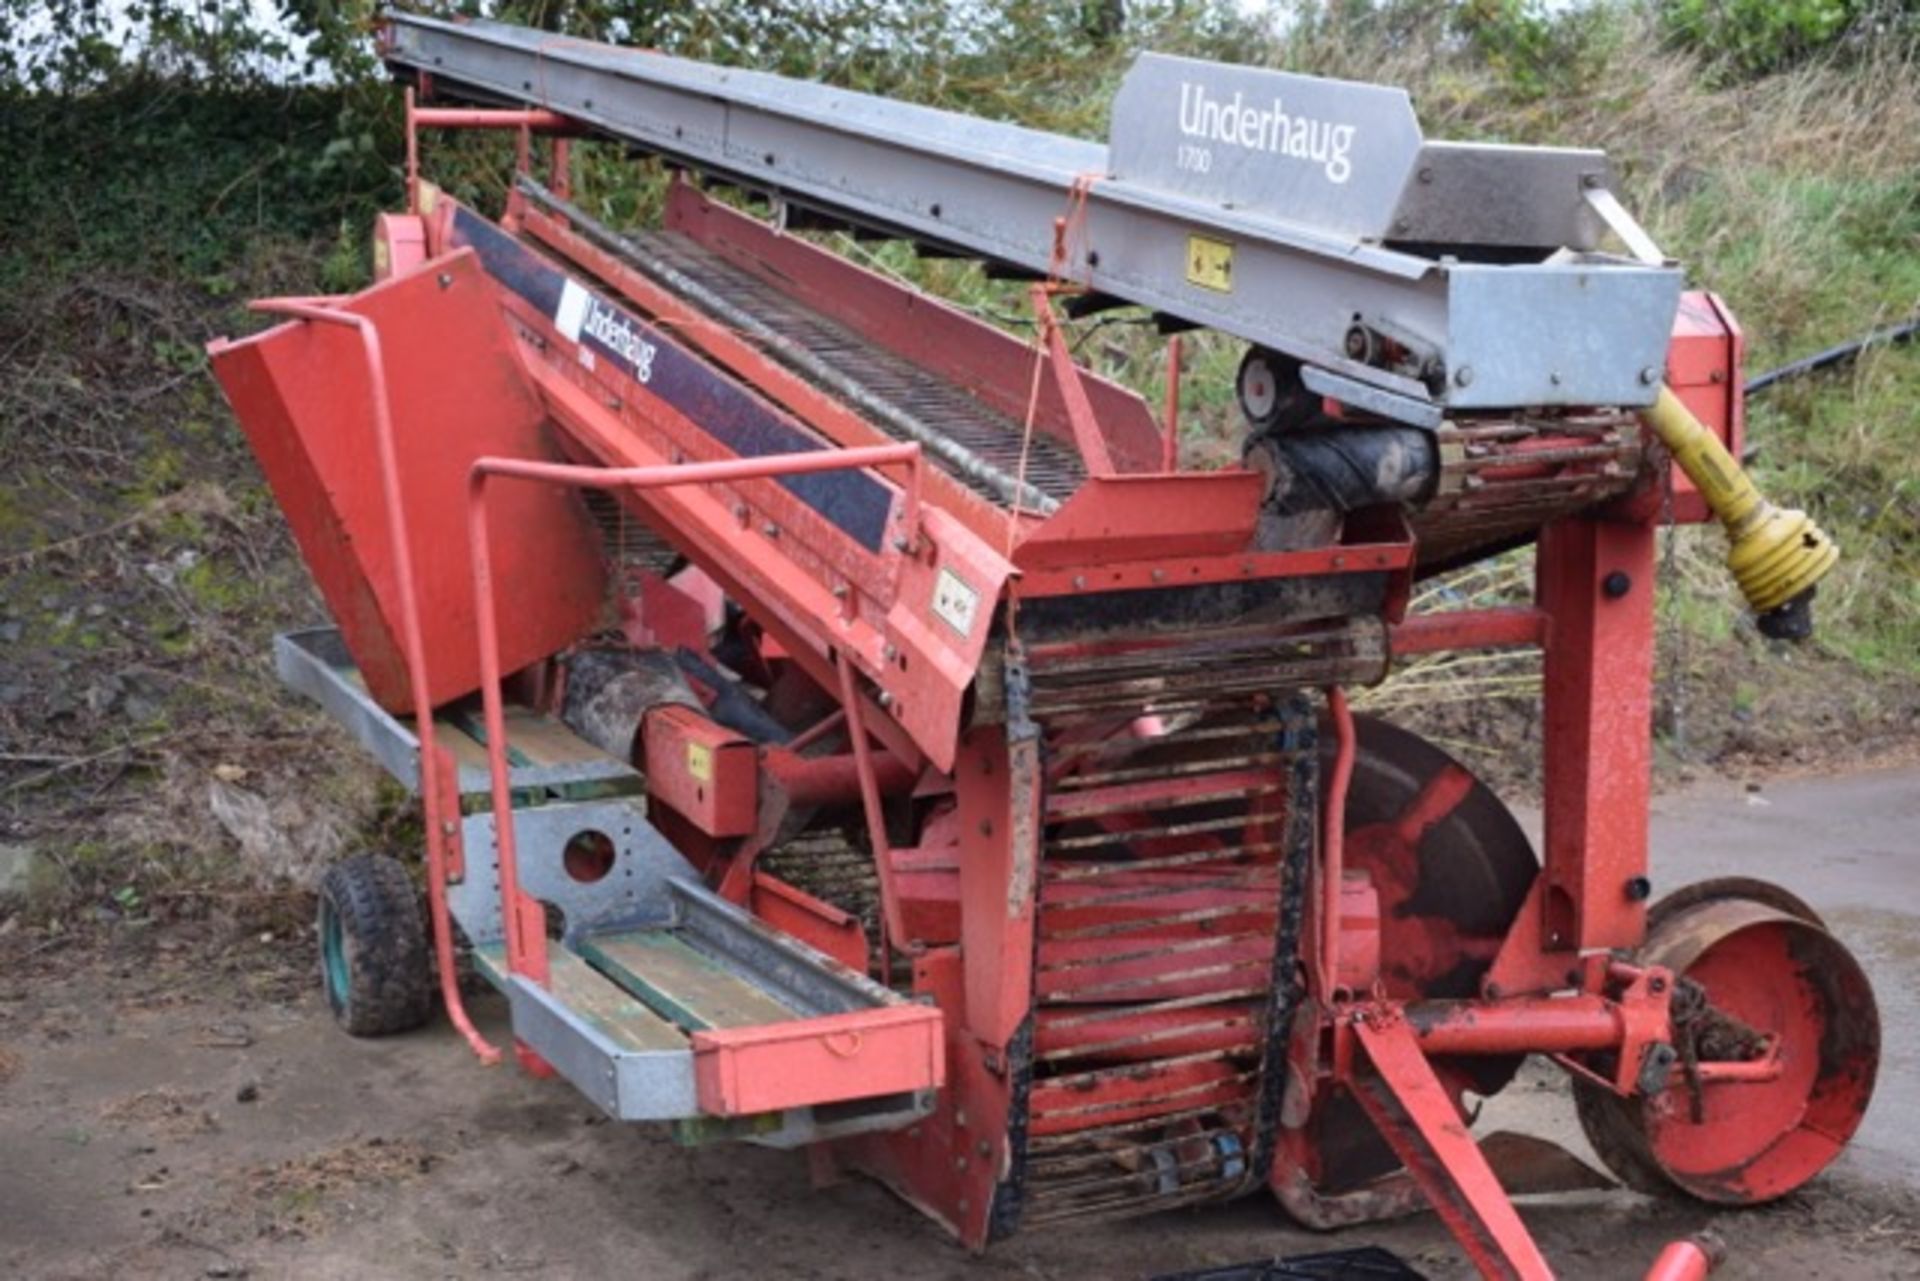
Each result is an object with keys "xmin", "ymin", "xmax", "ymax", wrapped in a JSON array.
[
  {"xmin": 1411, "ymin": 411, "xmax": 1644, "ymax": 573},
  {"xmin": 760, "ymin": 828, "xmax": 880, "ymax": 943},
  {"xmin": 1013, "ymin": 619, "xmax": 1388, "ymax": 726}
]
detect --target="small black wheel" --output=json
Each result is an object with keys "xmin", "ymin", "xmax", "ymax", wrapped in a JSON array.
[
  {"xmin": 316, "ymin": 853, "xmax": 433, "ymax": 1036},
  {"xmin": 1235, "ymin": 346, "xmax": 1316, "ymax": 434}
]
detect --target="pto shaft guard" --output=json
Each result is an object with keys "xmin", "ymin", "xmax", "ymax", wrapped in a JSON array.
[{"xmin": 1642, "ymin": 386, "xmax": 1837, "ymax": 640}]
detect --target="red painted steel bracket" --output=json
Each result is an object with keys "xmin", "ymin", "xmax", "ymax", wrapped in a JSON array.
[{"xmin": 1346, "ymin": 1010, "xmax": 1555, "ymax": 1281}]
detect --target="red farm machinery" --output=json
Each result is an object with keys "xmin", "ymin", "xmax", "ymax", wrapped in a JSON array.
[{"xmin": 207, "ymin": 15, "xmax": 1879, "ymax": 1279}]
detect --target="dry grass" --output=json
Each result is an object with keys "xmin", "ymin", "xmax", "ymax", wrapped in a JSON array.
[
  {"xmin": 102, "ymin": 1086, "xmax": 219, "ymax": 1138},
  {"xmin": 235, "ymin": 1137, "xmax": 439, "ymax": 1239}
]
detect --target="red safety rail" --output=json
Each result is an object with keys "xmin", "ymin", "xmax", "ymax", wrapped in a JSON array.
[
  {"xmin": 244, "ymin": 297, "xmax": 499, "ymax": 1065},
  {"xmin": 462, "ymin": 445, "xmax": 924, "ymax": 1019},
  {"xmin": 403, "ymin": 87, "xmax": 580, "ymax": 216}
]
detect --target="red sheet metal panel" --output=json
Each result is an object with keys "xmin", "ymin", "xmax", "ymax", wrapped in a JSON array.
[
  {"xmin": 691, "ymin": 1004, "xmax": 945, "ymax": 1116},
  {"xmin": 749, "ymin": 872, "xmax": 870, "ymax": 973},
  {"xmin": 1663, "ymin": 290, "xmax": 1744, "ymax": 525},
  {"xmin": 209, "ymin": 248, "xmax": 605, "ymax": 712},
  {"xmin": 643, "ymin": 705, "xmax": 758, "ymax": 838},
  {"xmin": 373, "ymin": 212, "xmax": 427, "ymax": 281}
]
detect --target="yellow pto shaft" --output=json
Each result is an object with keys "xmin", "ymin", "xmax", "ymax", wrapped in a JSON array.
[{"xmin": 1641, "ymin": 386, "xmax": 1837, "ymax": 639}]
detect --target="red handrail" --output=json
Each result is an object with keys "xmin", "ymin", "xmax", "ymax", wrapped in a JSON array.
[
  {"xmin": 249, "ymin": 298, "xmax": 501, "ymax": 1066},
  {"xmin": 465, "ymin": 445, "xmax": 924, "ymax": 1007},
  {"xmin": 404, "ymin": 87, "xmax": 581, "ymax": 215}
]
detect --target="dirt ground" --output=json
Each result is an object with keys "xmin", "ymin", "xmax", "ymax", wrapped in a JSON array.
[{"xmin": 2, "ymin": 765, "xmax": 1916, "ymax": 1281}]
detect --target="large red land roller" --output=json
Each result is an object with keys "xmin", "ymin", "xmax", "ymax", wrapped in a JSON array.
[{"xmin": 207, "ymin": 15, "xmax": 1878, "ymax": 1279}]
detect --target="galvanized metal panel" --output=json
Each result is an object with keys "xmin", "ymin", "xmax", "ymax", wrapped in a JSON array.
[
  {"xmin": 506, "ymin": 974, "xmax": 701, "ymax": 1119},
  {"xmin": 1389, "ymin": 142, "xmax": 1611, "ymax": 250},
  {"xmin": 273, "ymin": 627, "xmax": 643, "ymax": 794},
  {"xmin": 667, "ymin": 878, "xmax": 915, "ymax": 1018},
  {"xmin": 382, "ymin": 14, "xmax": 1683, "ymax": 411},
  {"xmin": 448, "ymin": 796, "xmax": 690, "ymax": 949},
  {"xmin": 1108, "ymin": 52, "xmax": 1422, "ymax": 240},
  {"xmin": 1444, "ymin": 259, "xmax": 1684, "ymax": 409}
]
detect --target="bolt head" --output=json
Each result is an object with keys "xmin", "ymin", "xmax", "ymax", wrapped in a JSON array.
[{"xmin": 1454, "ymin": 366, "xmax": 1475, "ymax": 388}]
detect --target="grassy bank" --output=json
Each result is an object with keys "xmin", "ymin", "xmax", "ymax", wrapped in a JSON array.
[
  {"xmin": 0, "ymin": 86, "xmax": 397, "ymax": 937},
  {"xmin": 1282, "ymin": 11, "xmax": 1920, "ymax": 776}
]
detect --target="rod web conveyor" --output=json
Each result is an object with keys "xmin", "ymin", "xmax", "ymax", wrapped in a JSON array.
[{"xmin": 516, "ymin": 179, "xmax": 1078, "ymax": 514}]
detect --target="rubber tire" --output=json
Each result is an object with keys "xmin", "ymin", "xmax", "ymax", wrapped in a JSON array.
[{"xmin": 316, "ymin": 853, "xmax": 434, "ymax": 1037}]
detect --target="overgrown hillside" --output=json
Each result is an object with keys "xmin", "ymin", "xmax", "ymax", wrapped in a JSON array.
[{"xmin": 1, "ymin": 2, "xmax": 1916, "ymax": 949}]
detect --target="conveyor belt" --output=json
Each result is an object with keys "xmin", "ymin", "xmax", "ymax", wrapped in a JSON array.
[
  {"xmin": 633, "ymin": 231, "xmax": 1088, "ymax": 507},
  {"xmin": 543, "ymin": 192, "xmax": 1089, "ymax": 511}
]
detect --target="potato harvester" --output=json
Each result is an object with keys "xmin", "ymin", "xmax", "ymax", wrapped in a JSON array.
[{"xmin": 206, "ymin": 15, "xmax": 1879, "ymax": 1278}]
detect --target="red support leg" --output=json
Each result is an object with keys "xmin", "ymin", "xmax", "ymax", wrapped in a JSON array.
[
  {"xmin": 1536, "ymin": 516, "xmax": 1657, "ymax": 954},
  {"xmin": 1347, "ymin": 1013, "xmax": 1555, "ymax": 1281}
]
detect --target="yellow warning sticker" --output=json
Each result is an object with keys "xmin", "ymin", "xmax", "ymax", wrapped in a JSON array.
[
  {"xmin": 686, "ymin": 742, "xmax": 713, "ymax": 783},
  {"xmin": 1186, "ymin": 235, "xmax": 1234, "ymax": 293}
]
